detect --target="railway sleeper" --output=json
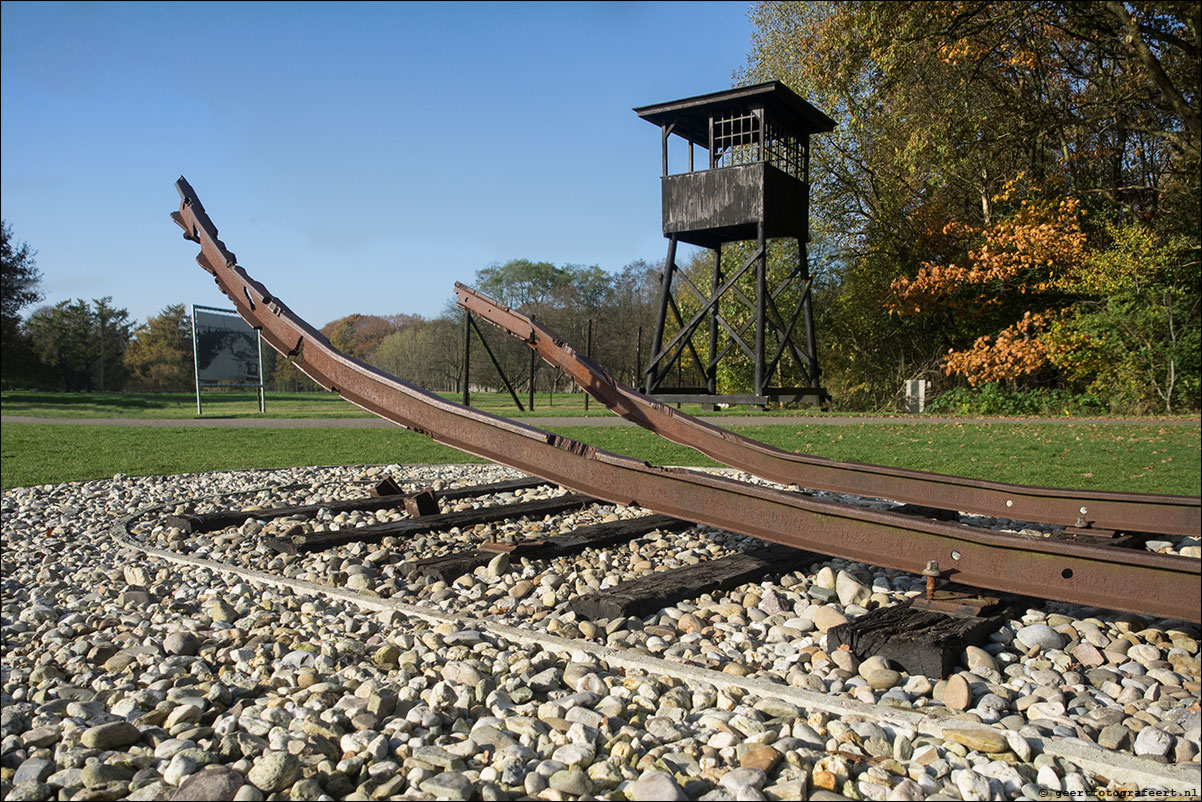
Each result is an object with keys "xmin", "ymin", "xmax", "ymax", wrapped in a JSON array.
[
  {"xmin": 167, "ymin": 476, "xmax": 548, "ymax": 534},
  {"xmin": 265, "ymin": 493, "xmax": 594, "ymax": 554},
  {"xmin": 568, "ymin": 544, "xmax": 817, "ymax": 621},
  {"xmin": 404, "ymin": 513, "xmax": 689, "ymax": 583},
  {"xmin": 828, "ymin": 602, "xmax": 1011, "ymax": 679}
]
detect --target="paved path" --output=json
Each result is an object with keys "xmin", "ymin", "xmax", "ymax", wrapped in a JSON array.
[{"xmin": 4, "ymin": 414, "xmax": 1197, "ymax": 429}]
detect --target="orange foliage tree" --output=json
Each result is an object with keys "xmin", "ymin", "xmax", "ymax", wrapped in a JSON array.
[{"xmin": 889, "ymin": 195, "xmax": 1086, "ymax": 385}]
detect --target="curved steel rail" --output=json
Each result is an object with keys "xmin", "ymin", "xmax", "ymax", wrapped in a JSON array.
[
  {"xmin": 170, "ymin": 177, "xmax": 1200, "ymax": 622},
  {"xmin": 455, "ymin": 285, "xmax": 1201, "ymax": 538}
]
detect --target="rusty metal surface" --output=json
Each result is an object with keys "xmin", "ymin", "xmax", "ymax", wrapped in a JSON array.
[
  {"xmin": 170, "ymin": 177, "xmax": 1200, "ymax": 623},
  {"xmin": 455, "ymin": 284, "xmax": 1200, "ymax": 539}
]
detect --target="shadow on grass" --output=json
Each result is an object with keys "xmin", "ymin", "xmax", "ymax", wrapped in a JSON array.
[{"xmin": 2, "ymin": 391, "xmax": 175, "ymax": 411}]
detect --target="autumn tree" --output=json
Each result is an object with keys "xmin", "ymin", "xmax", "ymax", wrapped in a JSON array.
[
  {"xmin": 124, "ymin": 304, "xmax": 193, "ymax": 391},
  {"xmin": 321, "ymin": 313, "xmax": 415, "ymax": 361},
  {"xmin": 742, "ymin": 1, "xmax": 1200, "ymax": 409}
]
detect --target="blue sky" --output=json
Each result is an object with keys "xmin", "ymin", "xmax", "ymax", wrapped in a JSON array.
[{"xmin": 2, "ymin": 1, "xmax": 757, "ymax": 327}]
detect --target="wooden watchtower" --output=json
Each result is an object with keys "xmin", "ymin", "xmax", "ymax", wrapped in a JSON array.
[{"xmin": 635, "ymin": 81, "xmax": 835, "ymax": 406}]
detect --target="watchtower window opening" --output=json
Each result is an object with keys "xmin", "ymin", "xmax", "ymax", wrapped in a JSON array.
[
  {"xmin": 763, "ymin": 113, "xmax": 808, "ymax": 181},
  {"xmin": 711, "ymin": 108, "xmax": 762, "ymax": 169},
  {"xmin": 708, "ymin": 107, "xmax": 809, "ymax": 181}
]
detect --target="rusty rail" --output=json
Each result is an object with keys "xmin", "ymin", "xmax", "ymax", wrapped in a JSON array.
[
  {"xmin": 170, "ymin": 177, "xmax": 1200, "ymax": 622},
  {"xmin": 456, "ymin": 284, "xmax": 1201, "ymax": 539}
]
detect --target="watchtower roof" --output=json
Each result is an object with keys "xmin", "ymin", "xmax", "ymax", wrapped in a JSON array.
[{"xmin": 634, "ymin": 81, "xmax": 835, "ymax": 145}]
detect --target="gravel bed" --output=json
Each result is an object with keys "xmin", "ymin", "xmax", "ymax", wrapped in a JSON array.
[{"xmin": 2, "ymin": 464, "xmax": 1199, "ymax": 801}]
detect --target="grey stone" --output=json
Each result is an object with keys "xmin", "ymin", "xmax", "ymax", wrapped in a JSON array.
[
  {"xmin": 1097, "ymin": 723, "xmax": 1131, "ymax": 750},
  {"xmin": 419, "ymin": 771, "xmax": 473, "ymax": 800},
  {"xmin": 246, "ymin": 751, "xmax": 299, "ymax": 794},
  {"xmin": 81, "ymin": 721, "xmax": 142, "ymax": 750},
  {"xmin": 81, "ymin": 763, "xmax": 133, "ymax": 789},
  {"xmin": 719, "ymin": 767, "xmax": 767, "ymax": 793},
  {"xmin": 549, "ymin": 767, "xmax": 593, "ymax": 796},
  {"xmin": 413, "ymin": 745, "xmax": 460, "ymax": 771},
  {"xmin": 287, "ymin": 777, "xmax": 324, "ymax": 800},
  {"xmin": 1134, "ymin": 726, "xmax": 1174, "ymax": 758},
  {"xmin": 128, "ymin": 783, "xmax": 173, "ymax": 801},
  {"xmin": 163, "ymin": 632, "xmax": 200, "ymax": 657},
  {"xmin": 1016, "ymin": 624, "xmax": 1065, "ymax": 651},
  {"xmin": 12, "ymin": 758, "xmax": 54, "ymax": 786},
  {"xmin": 47, "ymin": 768, "xmax": 84, "ymax": 788},
  {"xmin": 171, "ymin": 766, "xmax": 245, "ymax": 801},
  {"xmin": 5, "ymin": 781, "xmax": 54, "ymax": 801},
  {"xmin": 627, "ymin": 770, "xmax": 688, "ymax": 801},
  {"xmin": 20, "ymin": 727, "xmax": 59, "ymax": 749}
]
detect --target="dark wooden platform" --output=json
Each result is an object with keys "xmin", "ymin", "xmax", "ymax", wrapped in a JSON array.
[
  {"xmin": 567, "ymin": 545, "xmax": 815, "ymax": 621},
  {"xmin": 264, "ymin": 493, "xmax": 594, "ymax": 554},
  {"xmin": 406, "ymin": 514, "xmax": 690, "ymax": 583},
  {"xmin": 166, "ymin": 476, "xmax": 548, "ymax": 533}
]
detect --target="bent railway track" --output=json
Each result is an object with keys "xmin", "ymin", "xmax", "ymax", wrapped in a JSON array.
[
  {"xmin": 456, "ymin": 284, "xmax": 1200, "ymax": 539},
  {"xmin": 170, "ymin": 177, "xmax": 1200, "ymax": 623}
]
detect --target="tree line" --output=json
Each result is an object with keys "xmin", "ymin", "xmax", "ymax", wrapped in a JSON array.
[
  {"xmin": 261, "ymin": 258, "xmax": 665, "ymax": 398},
  {"xmin": 0, "ymin": 229, "xmax": 664, "ymax": 398}
]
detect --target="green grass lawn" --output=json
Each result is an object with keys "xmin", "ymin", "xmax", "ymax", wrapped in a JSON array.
[
  {"xmin": 1, "ymin": 390, "xmax": 376, "ymax": 419},
  {"xmin": 2, "ymin": 420, "xmax": 1197, "ymax": 495},
  {"xmin": 0, "ymin": 389, "xmax": 928, "ymax": 420}
]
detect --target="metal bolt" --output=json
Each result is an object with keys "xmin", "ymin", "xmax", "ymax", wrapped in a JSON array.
[{"xmin": 923, "ymin": 560, "xmax": 940, "ymax": 600}]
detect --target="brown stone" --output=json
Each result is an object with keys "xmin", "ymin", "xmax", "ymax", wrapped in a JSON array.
[
  {"xmin": 813, "ymin": 606, "xmax": 849, "ymax": 633},
  {"xmin": 1071, "ymin": 642, "xmax": 1106, "ymax": 668},
  {"xmin": 944, "ymin": 673, "xmax": 972, "ymax": 711},
  {"xmin": 811, "ymin": 771, "xmax": 838, "ymax": 791},
  {"xmin": 942, "ymin": 725, "xmax": 1007, "ymax": 754},
  {"xmin": 914, "ymin": 746, "xmax": 939, "ymax": 765},
  {"xmin": 740, "ymin": 744, "xmax": 782, "ymax": 774}
]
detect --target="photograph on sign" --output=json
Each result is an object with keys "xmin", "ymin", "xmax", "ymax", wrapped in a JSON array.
[{"xmin": 194, "ymin": 308, "xmax": 260, "ymax": 384}]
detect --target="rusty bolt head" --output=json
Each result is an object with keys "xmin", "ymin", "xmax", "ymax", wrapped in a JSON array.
[{"xmin": 922, "ymin": 560, "xmax": 940, "ymax": 577}]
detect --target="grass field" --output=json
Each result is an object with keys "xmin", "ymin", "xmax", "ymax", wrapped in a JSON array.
[
  {"xmin": 2, "ymin": 390, "xmax": 807, "ymax": 419},
  {"xmin": 0, "ymin": 389, "xmax": 1004, "ymax": 420},
  {"xmin": 2, "ymin": 420, "xmax": 1197, "ymax": 495}
]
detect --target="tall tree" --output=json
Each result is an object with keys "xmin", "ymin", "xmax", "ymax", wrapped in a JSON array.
[
  {"xmin": 124, "ymin": 304, "xmax": 194, "ymax": 391},
  {"xmin": 1, "ymin": 220, "xmax": 42, "ymax": 321},
  {"xmin": 25, "ymin": 298, "xmax": 132, "ymax": 392},
  {"xmin": 1, "ymin": 221, "xmax": 46, "ymax": 387},
  {"xmin": 92, "ymin": 296, "xmax": 130, "ymax": 392}
]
